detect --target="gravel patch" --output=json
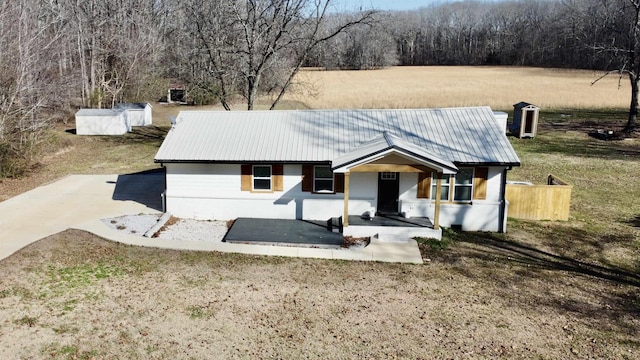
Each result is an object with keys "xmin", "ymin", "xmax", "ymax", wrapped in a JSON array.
[
  {"xmin": 156, "ymin": 218, "xmax": 228, "ymax": 243},
  {"xmin": 102, "ymin": 215, "xmax": 228, "ymax": 243},
  {"xmin": 102, "ymin": 214, "xmax": 161, "ymax": 235}
]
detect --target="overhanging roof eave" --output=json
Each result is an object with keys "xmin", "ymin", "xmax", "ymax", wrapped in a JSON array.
[{"xmin": 332, "ymin": 147, "xmax": 458, "ymax": 174}]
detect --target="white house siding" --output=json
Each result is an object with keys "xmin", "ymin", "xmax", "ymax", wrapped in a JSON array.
[
  {"xmin": 165, "ymin": 164, "xmax": 508, "ymax": 231},
  {"xmin": 398, "ymin": 167, "xmax": 507, "ymax": 232},
  {"xmin": 165, "ymin": 164, "xmax": 376, "ymax": 221}
]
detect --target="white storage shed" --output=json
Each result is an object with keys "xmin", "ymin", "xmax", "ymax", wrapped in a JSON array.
[
  {"xmin": 115, "ymin": 103, "xmax": 153, "ymax": 126},
  {"xmin": 75, "ymin": 109, "xmax": 130, "ymax": 135}
]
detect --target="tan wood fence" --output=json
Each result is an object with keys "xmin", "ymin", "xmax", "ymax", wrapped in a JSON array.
[{"xmin": 506, "ymin": 175, "xmax": 572, "ymax": 221}]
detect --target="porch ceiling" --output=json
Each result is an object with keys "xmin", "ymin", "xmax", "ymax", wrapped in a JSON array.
[{"xmin": 332, "ymin": 131, "xmax": 457, "ymax": 174}]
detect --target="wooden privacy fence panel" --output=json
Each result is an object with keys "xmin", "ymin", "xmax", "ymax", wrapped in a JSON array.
[{"xmin": 506, "ymin": 175, "xmax": 572, "ymax": 221}]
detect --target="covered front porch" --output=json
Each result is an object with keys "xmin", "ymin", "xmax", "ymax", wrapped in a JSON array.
[{"xmin": 332, "ymin": 132, "xmax": 456, "ymax": 240}]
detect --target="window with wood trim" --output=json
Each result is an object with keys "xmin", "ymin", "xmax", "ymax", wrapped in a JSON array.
[
  {"xmin": 421, "ymin": 167, "xmax": 488, "ymax": 202},
  {"xmin": 253, "ymin": 165, "xmax": 272, "ymax": 191},
  {"xmin": 314, "ymin": 166, "xmax": 334, "ymax": 192},
  {"xmin": 240, "ymin": 164, "xmax": 283, "ymax": 192},
  {"xmin": 302, "ymin": 164, "xmax": 343, "ymax": 193}
]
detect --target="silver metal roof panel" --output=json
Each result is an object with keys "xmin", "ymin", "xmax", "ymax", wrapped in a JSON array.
[
  {"xmin": 76, "ymin": 109, "xmax": 122, "ymax": 116},
  {"xmin": 154, "ymin": 107, "xmax": 521, "ymax": 166}
]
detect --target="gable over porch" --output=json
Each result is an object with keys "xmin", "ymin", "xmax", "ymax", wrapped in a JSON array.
[{"xmin": 332, "ymin": 132, "xmax": 458, "ymax": 231}]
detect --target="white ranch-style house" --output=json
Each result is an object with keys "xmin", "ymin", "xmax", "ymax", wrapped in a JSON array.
[{"xmin": 154, "ymin": 107, "xmax": 520, "ymax": 238}]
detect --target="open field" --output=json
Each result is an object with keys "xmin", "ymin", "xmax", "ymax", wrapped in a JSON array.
[
  {"xmin": 286, "ymin": 66, "xmax": 630, "ymax": 110},
  {"xmin": 0, "ymin": 67, "xmax": 639, "ymax": 358}
]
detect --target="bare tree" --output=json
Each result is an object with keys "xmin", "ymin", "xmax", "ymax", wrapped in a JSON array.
[
  {"xmin": 182, "ymin": 0, "xmax": 374, "ymax": 110},
  {"xmin": 582, "ymin": 0, "xmax": 640, "ymax": 132},
  {"xmin": 0, "ymin": 0, "xmax": 66, "ymax": 176}
]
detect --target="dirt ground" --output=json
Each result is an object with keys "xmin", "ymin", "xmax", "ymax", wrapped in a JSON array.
[{"xmin": 0, "ymin": 230, "xmax": 637, "ymax": 359}]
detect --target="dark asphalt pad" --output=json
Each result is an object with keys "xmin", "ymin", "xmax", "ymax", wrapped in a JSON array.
[{"xmin": 224, "ymin": 218, "xmax": 344, "ymax": 247}]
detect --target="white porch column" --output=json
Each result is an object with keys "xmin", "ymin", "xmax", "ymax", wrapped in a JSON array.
[
  {"xmin": 343, "ymin": 172, "xmax": 350, "ymax": 226},
  {"xmin": 433, "ymin": 172, "xmax": 442, "ymax": 230}
]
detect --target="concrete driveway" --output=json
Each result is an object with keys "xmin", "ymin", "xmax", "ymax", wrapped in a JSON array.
[{"xmin": 0, "ymin": 171, "xmax": 164, "ymax": 261}]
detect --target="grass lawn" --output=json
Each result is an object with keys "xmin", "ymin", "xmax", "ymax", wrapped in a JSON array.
[{"xmin": 0, "ymin": 67, "xmax": 639, "ymax": 358}]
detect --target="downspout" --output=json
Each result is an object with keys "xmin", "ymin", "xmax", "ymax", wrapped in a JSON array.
[
  {"xmin": 161, "ymin": 163, "xmax": 167, "ymax": 213},
  {"xmin": 498, "ymin": 167, "xmax": 510, "ymax": 233}
]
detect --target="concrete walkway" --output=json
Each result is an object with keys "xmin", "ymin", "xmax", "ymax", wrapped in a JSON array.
[{"xmin": 0, "ymin": 174, "xmax": 423, "ymax": 264}]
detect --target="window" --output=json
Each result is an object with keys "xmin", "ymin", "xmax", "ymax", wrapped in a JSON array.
[
  {"xmin": 314, "ymin": 166, "xmax": 334, "ymax": 192},
  {"xmin": 380, "ymin": 172, "xmax": 397, "ymax": 180},
  {"xmin": 423, "ymin": 168, "xmax": 485, "ymax": 202},
  {"xmin": 431, "ymin": 173, "xmax": 450, "ymax": 201},
  {"xmin": 253, "ymin": 165, "xmax": 271, "ymax": 191},
  {"xmin": 453, "ymin": 168, "xmax": 474, "ymax": 202}
]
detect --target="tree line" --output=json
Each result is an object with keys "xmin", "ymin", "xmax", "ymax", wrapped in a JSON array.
[
  {"xmin": 0, "ymin": 0, "xmax": 637, "ymax": 177},
  {"xmin": 308, "ymin": 0, "xmax": 633, "ymax": 71}
]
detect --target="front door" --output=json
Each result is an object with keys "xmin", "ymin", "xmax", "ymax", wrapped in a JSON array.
[{"xmin": 377, "ymin": 172, "xmax": 399, "ymax": 215}]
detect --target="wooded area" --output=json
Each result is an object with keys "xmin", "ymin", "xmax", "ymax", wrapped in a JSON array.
[{"xmin": 0, "ymin": 0, "xmax": 638, "ymax": 177}]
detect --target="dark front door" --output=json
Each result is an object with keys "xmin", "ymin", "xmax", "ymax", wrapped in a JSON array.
[{"xmin": 377, "ymin": 172, "xmax": 400, "ymax": 215}]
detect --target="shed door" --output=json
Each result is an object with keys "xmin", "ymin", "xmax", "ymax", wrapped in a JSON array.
[
  {"xmin": 377, "ymin": 172, "xmax": 399, "ymax": 215},
  {"xmin": 524, "ymin": 110, "xmax": 535, "ymax": 134}
]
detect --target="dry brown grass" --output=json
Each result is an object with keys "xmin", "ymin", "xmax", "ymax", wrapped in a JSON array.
[
  {"xmin": 0, "ymin": 230, "xmax": 637, "ymax": 359},
  {"xmin": 283, "ymin": 66, "xmax": 630, "ymax": 111}
]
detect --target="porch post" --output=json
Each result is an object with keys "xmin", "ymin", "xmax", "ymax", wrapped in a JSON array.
[
  {"xmin": 343, "ymin": 172, "xmax": 350, "ymax": 226},
  {"xmin": 433, "ymin": 172, "xmax": 442, "ymax": 230}
]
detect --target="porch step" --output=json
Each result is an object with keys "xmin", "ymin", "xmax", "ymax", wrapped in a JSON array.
[
  {"xmin": 374, "ymin": 233, "xmax": 413, "ymax": 243},
  {"xmin": 345, "ymin": 226, "xmax": 442, "ymax": 241}
]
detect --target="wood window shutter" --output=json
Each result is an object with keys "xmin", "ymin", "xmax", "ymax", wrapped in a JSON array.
[
  {"xmin": 241, "ymin": 164, "xmax": 252, "ymax": 191},
  {"xmin": 417, "ymin": 172, "xmax": 431, "ymax": 198},
  {"xmin": 302, "ymin": 165, "xmax": 314, "ymax": 192},
  {"xmin": 273, "ymin": 164, "xmax": 284, "ymax": 191},
  {"xmin": 473, "ymin": 167, "xmax": 489, "ymax": 200},
  {"xmin": 334, "ymin": 173, "xmax": 344, "ymax": 193}
]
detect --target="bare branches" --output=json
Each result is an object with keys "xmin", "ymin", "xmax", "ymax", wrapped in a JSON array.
[
  {"xmin": 591, "ymin": 69, "xmax": 629, "ymax": 86},
  {"xmin": 180, "ymin": 0, "xmax": 375, "ymax": 110}
]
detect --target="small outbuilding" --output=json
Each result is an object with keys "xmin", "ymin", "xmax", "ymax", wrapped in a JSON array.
[
  {"xmin": 115, "ymin": 103, "xmax": 153, "ymax": 126},
  {"xmin": 75, "ymin": 109, "xmax": 130, "ymax": 135},
  {"xmin": 167, "ymin": 85, "xmax": 187, "ymax": 103},
  {"xmin": 493, "ymin": 111, "xmax": 508, "ymax": 132},
  {"xmin": 510, "ymin": 102, "xmax": 540, "ymax": 138}
]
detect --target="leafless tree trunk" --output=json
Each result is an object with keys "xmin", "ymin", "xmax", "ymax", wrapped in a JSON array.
[
  {"xmin": 181, "ymin": 0, "xmax": 373, "ymax": 110},
  {"xmin": 584, "ymin": 0, "xmax": 639, "ymax": 132}
]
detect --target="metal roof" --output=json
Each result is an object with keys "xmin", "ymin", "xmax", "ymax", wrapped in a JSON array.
[
  {"xmin": 76, "ymin": 109, "xmax": 122, "ymax": 116},
  {"xmin": 332, "ymin": 132, "xmax": 458, "ymax": 174},
  {"xmin": 154, "ymin": 107, "xmax": 521, "ymax": 166}
]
